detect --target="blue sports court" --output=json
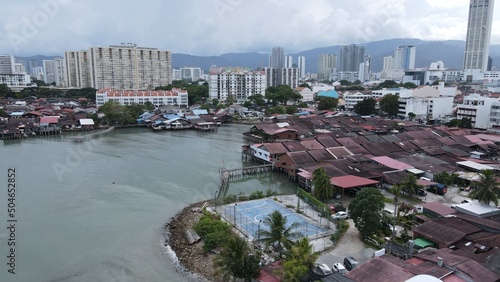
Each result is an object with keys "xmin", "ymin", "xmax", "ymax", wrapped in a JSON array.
[{"xmin": 220, "ymin": 198, "xmax": 332, "ymax": 241}]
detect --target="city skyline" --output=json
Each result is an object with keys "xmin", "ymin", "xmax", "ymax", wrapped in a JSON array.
[{"xmin": 2, "ymin": 0, "xmax": 500, "ymax": 57}]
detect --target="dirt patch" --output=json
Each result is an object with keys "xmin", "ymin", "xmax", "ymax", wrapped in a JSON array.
[{"xmin": 165, "ymin": 201, "xmax": 222, "ymax": 282}]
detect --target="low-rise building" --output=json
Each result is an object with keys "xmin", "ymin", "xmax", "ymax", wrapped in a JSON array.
[{"xmin": 95, "ymin": 88, "xmax": 188, "ymax": 107}]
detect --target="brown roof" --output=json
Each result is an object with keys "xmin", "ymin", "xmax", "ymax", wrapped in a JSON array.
[
  {"xmin": 420, "ymin": 202, "xmax": 456, "ymax": 217},
  {"xmin": 413, "ymin": 217, "xmax": 482, "ymax": 246},
  {"xmin": 300, "ymin": 139, "xmax": 325, "ymax": 150},
  {"xmin": 345, "ymin": 256, "xmax": 413, "ymax": 282},
  {"xmin": 287, "ymin": 151, "xmax": 315, "ymax": 164},
  {"xmin": 282, "ymin": 141, "xmax": 306, "ymax": 152},
  {"xmin": 306, "ymin": 149, "xmax": 335, "ymax": 162},
  {"xmin": 262, "ymin": 143, "xmax": 288, "ymax": 155},
  {"xmin": 315, "ymin": 135, "xmax": 340, "ymax": 147}
]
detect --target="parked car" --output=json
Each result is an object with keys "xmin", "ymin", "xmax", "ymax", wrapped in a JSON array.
[
  {"xmin": 382, "ymin": 208, "xmax": 395, "ymax": 218},
  {"xmin": 417, "ymin": 189, "xmax": 427, "ymax": 196},
  {"xmin": 332, "ymin": 211, "xmax": 348, "ymax": 220},
  {"xmin": 343, "ymin": 256, "xmax": 359, "ymax": 271},
  {"xmin": 332, "ymin": 263, "xmax": 348, "ymax": 274}
]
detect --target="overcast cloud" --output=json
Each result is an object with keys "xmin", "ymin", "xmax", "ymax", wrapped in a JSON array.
[{"xmin": 2, "ymin": 0, "xmax": 500, "ymax": 56}]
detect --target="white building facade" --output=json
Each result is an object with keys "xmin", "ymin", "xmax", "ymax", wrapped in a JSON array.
[
  {"xmin": 65, "ymin": 43, "xmax": 172, "ymax": 89},
  {"xmin": 208, "ymin": 67, "xmax": 266, "ymax": 103},
  {"xmin": 96, "ymin": 88, "xmax": 188, "ymax": 107},
  {"xmin": 457, "ymin": 94, "xmax": 499, "ymax": 129}
]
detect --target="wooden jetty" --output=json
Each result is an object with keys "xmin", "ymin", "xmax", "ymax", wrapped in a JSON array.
[
  {"xmin": 73, "ymin": 127, "xmax": 115, "ymax": 142},
  {"xmin": 218, "ymin": 164, "xmax": 274, "ymax": 197}
]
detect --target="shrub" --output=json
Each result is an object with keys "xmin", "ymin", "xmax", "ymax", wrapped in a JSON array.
[
  {"xmin": 249, "ymin": 191, "xmax": 264, "ymax": 200},
  {"xmin": 194, "ymin": 211, "xmax": 231, "ymax": 252}
]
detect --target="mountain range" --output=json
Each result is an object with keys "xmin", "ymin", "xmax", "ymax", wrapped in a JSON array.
[{"xmin": 15, "ymin": 38, "xmax": 500, "ymax": 75}]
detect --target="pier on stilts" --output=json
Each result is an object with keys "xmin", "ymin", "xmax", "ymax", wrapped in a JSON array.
[
  {"xmin": 218, "ymin": 164, "xmax": 274, "ymax": 197},
  {"xmin": 73, "ymin": 127, "xmax": 115, "ymax": 143}
]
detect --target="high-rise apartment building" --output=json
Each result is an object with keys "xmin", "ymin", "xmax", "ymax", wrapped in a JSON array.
[
  {"xmin": 394, "ymin": 46, "xmax": 416, "ymax": 70},
  {"xmin": 0, "ymin": 55, "xmax": 15, "ymax": 74},
  {"xmin": 43, "ymin": 60, "xmax": 56, "ymax": 84},
  {"xmin": 208, "ymin": 66, "xmax": 267, "ymax": 103},
  {"xmin": 270, "ymin": 47, "xmax": 284, "ymax": 69},
  {"xmin": 317, "ymin": 54, "xmax": 337, "ymax": 80},
  {"xmin": 64, "ymin": 43, "xmax": 172, "ymax": 89},
  {"xmin": 284, "ymin": 55, "xmax": 293, "ymax": 68},
  {"xmin": 297, "ymin": 56, "xmax": 306, "ymax": 78},
  {"xmin": 463, "ymin": 0, "xmax": 495, "ymax": 71},
  {"xmin": 339, "ymin": 44, "xmax": 365, "ymax": 72}
]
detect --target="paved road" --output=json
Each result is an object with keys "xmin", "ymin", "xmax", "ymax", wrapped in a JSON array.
[{"xmin": 316, "ymin": 219, "xmax": 376, "ymax": 267}]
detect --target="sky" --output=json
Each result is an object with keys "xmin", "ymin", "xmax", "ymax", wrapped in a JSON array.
[{"xmin": 2, "ymin": 0, "xmax": 500, "ymax": 57}]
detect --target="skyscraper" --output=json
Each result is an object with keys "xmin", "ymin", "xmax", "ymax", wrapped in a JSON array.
[
  {"xmin": 317, "ymin": 54, "xmax": 337, "ymax": 80},
  {"xmin": 284, "ymin": 55, "xmax": 293, "ymax": 68},
  {"xmin": 270, "ymin": 46, "xmax": 284, "ymax": 69},
  {"xmin": 339, "ymin": 44, "xmax": 365, "ymax": 72},
  {"xmin": 394, "ymin": 46, "xmax": 416, "ymax": 70},
  {"xmin": 463, "ymin": 0, "xmax": 495, "ymax": 71},
  {"xmin": 297, "ymin": 56, "xmax": 306, "ymax": 78}
]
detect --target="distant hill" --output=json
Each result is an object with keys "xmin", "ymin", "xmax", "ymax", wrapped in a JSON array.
[
  {"xmin": 172, "ymin": 39, "xmax": 500, "ymax": 73},
  {"xmin": 15, "ymin": 39, "xmax": 500, "ymax": 74}
]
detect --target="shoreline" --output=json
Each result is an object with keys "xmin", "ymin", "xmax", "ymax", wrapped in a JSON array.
[{"xmin": 164, "ymin": 201, "xmax": 220, "ymax": 282}]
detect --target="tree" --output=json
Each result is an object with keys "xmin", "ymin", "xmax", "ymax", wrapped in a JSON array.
[
  {"xmin": 401, "ymin": 174, "xmax": 422, "ymax": 196},
  {"xmin": 372, "ymin": 80, "xmax": 399, "ymax": 90},
  {"xmin": 144, "ymin": 101, "xmax": 155, "ymax": 112},
  {"xmin": 339, "ymin": 80, "xmax": 352, "ymax": 86},
  {"xmin": 211, "ymin": 98, "xmax": 220, "ymax": 108},
  {"xmin": 0, "ymin": 84, "xmax": 15, "ymax": 98},
  {"xmin": 317, "ymin": 97, "xmax": 338, "ymax": 111},
  {"xmin": 353, "ymin": 98, "xmax": 376, "ymax": 115},
  {"xmin": 349, "ymin": 188, "xmax": 385, "ymax": 238},
  {"xmin": 0, "ymin": 108, "xmax": 7, "ymax": 117},
  {"xmin": 389, "ymin": 184, "xmax": 402, "ymax": 240},
  {"xmin": 470, "ymin": 170, "xmax": 500, "ymax": 206},
  {"xmin": 312, "ymin": 167, "xmax": 334, "ymax": 200},
  {"xmin": 298, "ymin": 83, "xmax": 312, "ymax": 91},
  {"xmin": 408, "ymin": 112, "xmax": 416, "ymax": 121},
  {"xmin": 286, "ymin": 105, "xmax": 298, "ymax": 115},
  {"xmin": 283, "ymin": 237, "xmax": 319, "ymax": 282},
  {"xmin": 266, "ymin": 85, "xmax": 302, "ymax": 106},
  {"xmin": 248, "ymin": 94, "xmax": 265, "ymax": 107},
  {"xmin": 258, "ymin": 210, "xmax": 302, "ymax": 258},
  {"xmin": 214, "ymin": 236, "xmax": 260, "ymax": 282},
  {"xmin": 379, "ymin": 94, "xmax": 400, "ymax": 117},
  {"xmin": 226, "ymin": 94, "xmax": 236, "ymax": 106},
  {"xmin": 402, "ymin": 82, "xmax": 418, "ymax": 89}
]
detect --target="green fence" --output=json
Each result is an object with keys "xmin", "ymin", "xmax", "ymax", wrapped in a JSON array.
[{"xmin": 296, "ymin": 188, "xmax": 331, "ymax": 218}]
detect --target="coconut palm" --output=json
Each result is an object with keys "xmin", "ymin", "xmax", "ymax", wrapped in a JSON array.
[
  {"xmin": 389, "ymin": 184, "xmax": 402, "ymax": 241},
  {"xmin": 313, "ymin": 167, "xmax": 334, "ymax": 200},
  {"xmin": 258, "ymin": 210, "xmax": 302, "ymax": 258},
  {"xmin": 470, "ymin": 170, "xmax": 500, "ymax": 206},
  {"xmin": 401, "ymin": 174, "xmax": 422, "ymax": 196},
  {"xmin": 283, "ymin": 237, "xmax": 319, "ymax": 281},
  {"xmin": 214, "ymin": 236, "xmax": 260, "ymax": 282}
]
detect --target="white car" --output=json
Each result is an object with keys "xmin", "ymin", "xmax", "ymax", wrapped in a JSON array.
[
  {"xmin": 332, "ymin": 262, "xmax": 348, "ymax": 274},
  {"xmin": 332, "ymin": 211, "xmax": 348, "ymax": 220}
]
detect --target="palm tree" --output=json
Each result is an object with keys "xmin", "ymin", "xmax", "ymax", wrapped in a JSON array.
[
  {"xmin": 470, "ymin": 170, "xmax": 500, "ymax": 206},
  {"xmin": 401, "ymin": 174, "xmax": 422, "ymax": 196},
  {"xmin": 313, "ymin": 167, "xmax": 334, "ymax": 200},
  {"xmin": 283, "ymin": 237, "xmax": 319, "ymax": 281},
  {"xmin": 258, "ymin": 210, "xmax": 302, "ymax": 258},
  {"xmin": 214, "ymin": 236, "xmax": 260, "ymax": 282},
  {"xmin": 389, "ymin": 184, "xmax": 402, "ymax": 241}
]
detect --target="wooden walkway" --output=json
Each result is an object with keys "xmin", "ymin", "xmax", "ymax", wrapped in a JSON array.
[
  {"xmin": 73, "ymin": 127, "xmax": 115, "ymax": 142},
  {"xmin": 218, "ymin": 164, "xmax": 274, "ymax": 197}
]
